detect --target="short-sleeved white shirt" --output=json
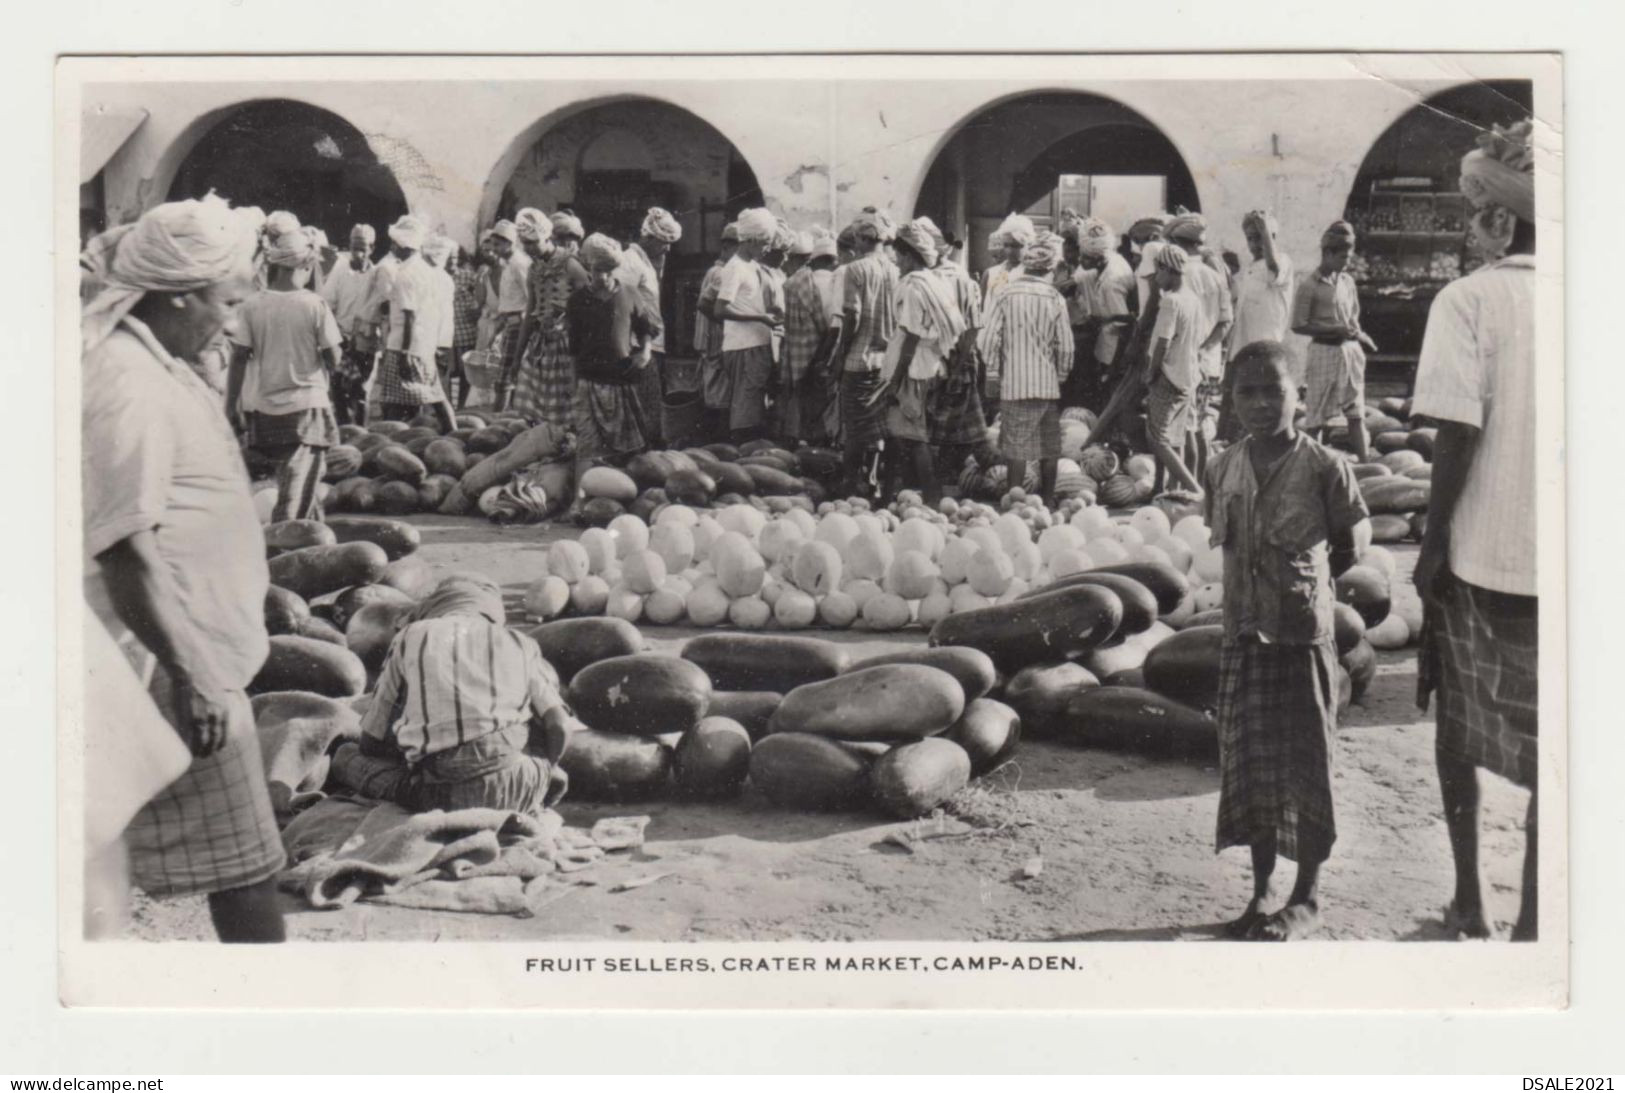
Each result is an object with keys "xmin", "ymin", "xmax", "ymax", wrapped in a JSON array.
[
  {"xmin": 228, "ymin": 288, "xmax": 341, "ymax": 415},
  {"xmin": 319, "ymin": 258, "xmax": 375, "ymax": 335},
  {"xmin": 1183, "ymin": 259, "xmax": 1234, "ymax": 380},
  {"xmin": 1151, "ymin": 285, "xmax": 1203, "ymax": 392},
  {"xmin": 1411, "ymin": 255, "xmax": 1537, "ymax": 595},
  {"xmin": 1087, "ymin": 251, "xmax": 1137, "ymax": 365},
  {"xmin": 716, "ymin": 254, "xmax": 771, "ymax": 352},
  {"xmin": 619, "ymin": 244, "xmax": 666, "ymax": 353},
  {"xmin": 1229, "ymin": 253, "xmax": 1296, "ymax": 355},
  {"xmin": 497, "ymin": 251, "xmax": 531, "ymax": 315},
  {"xmin": 432, "ymin": 265, "xmax": 456, "ymax": 350},
  {"xmin": 385, "ymin": 253, "xmax": 441, "ymax": 359},
  {"xmin": 82, "ymin": 318, "xmax": 270, "ymax": 691}
]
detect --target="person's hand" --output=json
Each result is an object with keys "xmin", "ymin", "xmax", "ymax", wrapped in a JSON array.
[
  {"xmin": 173, "ymin": 675, "xmax": 233, "ymax": 757},
  {"xmin": 1413, "ymin": 540, "xmax": 1450, "ymax": 602},
  {"xmin": 1358, "ymin": 331, "xmax": 1379, "ymax": 353}
]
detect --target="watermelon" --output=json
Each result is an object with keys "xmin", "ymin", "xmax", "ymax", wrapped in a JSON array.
[
  {"xmin": 845, "ymin": 646, "xmax": 998, "ymax": 703},
  {"xmin": 1061, "ymin": 686, "xmax": 1217, "ymax": 759},
  {"xmin": 249, "ymin": 635, "xmax": 367, "ymax": 699},
  {"xmin": 769, "ymin": 665, "xmax": 965, "ymax": 742},
  {"xmin": 672, "ymin": 717, "xmax": 753, "ymax": 799},
  {"xmin": 681, "ymin": 634, "xmax": 850, "ymax": 693},
  {"xmin": 559, "ymin": 729, "xmax": 672, "ymax": 802},
  {"xmin": 944, "ymin": 698, "xmax": 1021, "ymax": 775},
  {"xmin": 871, "ymin": 738, "xmax": 973, "ymax": 818},
  {"xmin": 527, "ymin": 617, "xmax": 647, "ymax": 683},
  {"xmin": 749, "ymin": 733, "xmax": 871, "ymax": 811},
  {"xmin": 703, "ymin": 691, "xmax": 782, "ymax": 741},
  {"xmin": 1003, "ymin": 661, "xmax": 1100, "ymax": 738},
  {"xmin": 1140, "ymin": 624, "xmax": 1224, "ymax": 710},
  {"xmin": 567, "ymin": 654, "xmax": 714, "ymax": 737}
]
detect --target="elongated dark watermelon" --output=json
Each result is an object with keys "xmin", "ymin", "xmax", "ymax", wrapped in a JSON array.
[
  {"xmin": 1018, "ymin": 572, "xmax": 1158, "ymax": 635},
  {"xmin": 1085, "ymin": 562, "xmax": 1191, "ymax": 615},
  {"xmin": 1140, "ymin": 625, "xmax": 1224, "ymax": 711},
  {"xmin": 681, "ymin": 633, "xmax": 850, "ymax": 692},
  {"xmin": 1003, "ymin": 662, "xmax": 1100, "ymax": 738},
  {"xmin": 944, "ymin": 698, "xmax": 1022, "ymax": 775},
  {"xmin": 527, "ymin": 617, "xmax": 647, "ymax": 683},
  {"xmin": 559, "ymin": 729, "xmax": 672, "ymax": 802},
  {"xmin": 703, "ymin": 691, "xmax": 782, "ymax": 741},
  {"xmin": 845, "ymin": 646, "xmax": 998, "ymax": 703},
  {"xmin": 1060, "ymin": 686, "xmax": 1218, "ymax": 759},
  {"xmin": 749, "ymin": 732, "xmax": 871, "ymax": 810},
  {"xmin": 928, "ymin": 584, "xmax": 1122, "ymax": 674},
  {"xmin": 567, "ymin": 654, "xmax": 713, "ymax": 737}
]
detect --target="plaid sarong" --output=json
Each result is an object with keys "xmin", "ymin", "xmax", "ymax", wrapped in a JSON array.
[
  {"xmin": 998, "ymin": 398, "xmax": 1061, "ymax": 461},
  {"xmin": 124, "ymin": 675, "xmax": 285, "ymax": 898},
  {"xmin": 1431, "ymin": 573, "xmax": 1538, "ymax": 788},
  {"xmin": 927, "ymin": 345, "xmax": 990, "ymax": 446},
  {"xmin": 374, "ymin": 349, "xmax": 447, "ymax": 406},
  {"xmin": 885, "ymin": 374, "xmax": 933, "ymax": 442},
  {"xmin": 572, "ymin": 379, "xmax": 647, "ymax": 460},
  {"xmin": 725, "ymin": 344, "xmax": 775, "ymax": 432},
  {"xmin": 511, "ymin": 323, "xmax": 576, "ymax": 427},
  {"xmin": 1216, "ymin": 636, "xmax": 1340, "ymax": 862},
  {"xmin": 1302, "ymin": 340, "xmax": 1365, "ymax": 429},
  {"xmin": 840, "ymin": 368, "xmax": 888, "ymax": 449}
]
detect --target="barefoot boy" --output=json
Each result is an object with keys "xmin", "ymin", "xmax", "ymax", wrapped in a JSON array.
[{"xmin": 1204, "ymin": 340, "xmax": 1370, "ymax": 940}]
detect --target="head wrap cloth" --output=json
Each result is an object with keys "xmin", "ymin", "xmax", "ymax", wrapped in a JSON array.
[
  {"xmin": 409, "ymin": 574, "xmax": 505, "ymax": 626},
  {"xmin": 80, "ymin": 193, "xmax": 264, "ymax": 352},
  {"xmin": 350, "ymin": 224, "xmax": 377, "ymax": 245},
  {"xmin": 1165, "ymin": 213, "xmax": 1207, "ymax": 245},
  {"xmin": 641, "ymin": 207, "xmax": 683, "ymax": 244},
  {"xmin": 735, "ymin": 208, "xmax": 778, "ymax": 243},
  {"xmin": 996, "ymin": 213, "xmax": 1037, "ymax": 247},
  {"xmin": 1154, "ymin": 244, "xmax": 1188, "ymax": 274},
  {"xmin": 489, "ymin": 220, "xmax": 518, "ymax": 244},
  {"xmin": 1459, "ymin": 120, "xmax": 1535, "ymax": 224},
  {"xmin": 551, "ymin": 211, "xmax": 585, "ymax": 240},
  {"xmin": 853, "ymin": 207, "xmax": 896, "ymax": 243},
  {"xmin": 1021, "ymin": 231, "xmax": 1063, "ymax": 273},
  {"xmin": 580, "ymin": 233, "xmax": 624, "ymax": 273},
  {"xmin": 1074, "ymin": 216, "xmax": 1116, "ymax": 259},
  {"xmin": 892, "ymin": 221, "xmax": 938, "ymax": 268},
  {"xmin": 388, "ymin": 215, "xmax": 427, "ymax": 250},
  {"xmin": 1321, "ymin": 220, "xmax": 1357, "ymax": 248},
  {"xmin": 261, "ymin": 210, "xmax": 318, "ymax": 271},
  {"xmin": 514, "ymin": 208, "xmax": 548, "ymax": 242},
  {"xmin": 423, "ymin": 235, "xmax": 456, "ymax": 263}
]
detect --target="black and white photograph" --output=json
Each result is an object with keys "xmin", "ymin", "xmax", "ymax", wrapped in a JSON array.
[{"xmin": 56, "ymin": 51, "xmax": 1565, "ymax": 1010}]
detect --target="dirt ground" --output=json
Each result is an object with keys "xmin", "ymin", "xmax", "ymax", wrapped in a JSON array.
[{"xmin": 128, "ymin": 515, "xmax": 1532, "ymax": 943}]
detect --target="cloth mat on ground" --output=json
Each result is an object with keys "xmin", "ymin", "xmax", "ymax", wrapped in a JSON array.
[{"xmin": 250, "ymin": 691, "xmax": 364, "ymax": 821}]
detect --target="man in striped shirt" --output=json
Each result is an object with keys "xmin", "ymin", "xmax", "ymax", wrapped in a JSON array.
[
  {"xmin": 330, "ymin": 575, "xmax": 580, "ymax": 815},
  {"xmin": 977, "ymin": 231, "xmax": 1074, "ymax": 506}
]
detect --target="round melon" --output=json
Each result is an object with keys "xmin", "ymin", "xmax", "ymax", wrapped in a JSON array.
[
  {"xmin": 546, "ymin": 540, "xmax": 591, "ymax": 584},
  {"xmin": 885, "ymin": 551, "xmax": 940, "ymax": 600},
  {"xmin": 655, "ymin": 504, "xmax": 699, "ymax": 529},
  {"xmin": 791, "ymin": 540, "xmax": 843, "ymax": 596},
  {"xmin": 916, "ymin": 591, "xmax": 952, "ymax": 628},
  {"xmin": 965, "ymin": 550, "xmax": 1015, "ymax": 597},
  {"xmin": 580, "ymin": 466, "xmax": 638, "ymax": 503},
  {"xmin": 993, "ymin": 512, "xmax": 1032, "ymax": 555},
  {"xmin": 758, "ymin": 519, "xmax": 806, "ymax": 564},
  {"xmin": 728, "ymin": 595, "xmax": 772, "ymax": 629},
  {"xmin": 1156, "ymin": 534, "xmax": 1194, "ymax": 573},
  {"xmin": 938, "ymin": 537, "xmax": 981, "ymax": 584},
  {"xmin": 1072, "ymin": 505, "xmax": 1115, "ymax": 537},
  {"xmin": 1048, "ymin": 548, "xmax": 1091, "ymax": 579},
  {"xmin": 690, "ymin": 516, "xmax": 723, "ymax": 561},
  {"xmin": 1193, "ymin": 582, "xmax": 1224, "ymax": 612},
  {"xmin": 570, "ymin": 575, "xmax": 611, "ymax": 615},
  {"xmin": 1037, "ymin": 524, "xmax": 1086, "ymax": 560},
  {"xmin": 1130, "ymin": 506, "xmax": 1172, "ymax": 542},
  {"xmin": 844, "ymin": 532, "xmax": 894, "ymax": 582},
  {"xmin": 1191, "ymin": 544, "xmax": 1224, "ymax": 583},
  {"xmin": 1009, "ymin": 540, "xmax": 1044, "ymax": 583},
  {"xmin": 819, "ymin": 591, "xmax": 859, "ymax": 628},
  {"xmin": 1084, "ymin": 538, "xmax": 1130, "ymax": 568},
  {"xmin": 948, "ymin": 583, "xmax": 993, "ymax": 614},
  {"xmin": 712, "ymin": 532, "xmax": 766, "ymax": 598},
  {"xmin": 773, "ymin": 587, "xmax": 818, "ymax": 628},
  {"xmin": 577, "ymin": 528, "xmax": 617, "ymax": 574},
  {"xmin": 862, "ymin": 592, "xmax": 911, "ymax": 631},
  {"xmin": 622, "ymin": 550, "xmax": 668, "ymax": 595},
  {"xmin": 686, "ymin": 582, "xmax": 731, "ymax": 626},
  {"xmin": 1098, "ymin": 474, "xmax": 1139, "ymax": 507},
  {"xmin": 715, "ymin": 503, "xmax": 767, "ymax": 542},
  {"xmin": 843, "ymin": 578, "xmax": 883, "ymax": 612},
  {"xmin": 607, "ymin": 514, "xmax": 650, "ymax": 557},
  {"xmin": 814, "ymin": 512, "xmax": 860, "ymax": 552},
  {"xmin": 895, "ymin": 517, "xmax": 945, "ymax": 560},
  {"xmin": 523, "ymin": 575, "xmax": 571, "ymax": 620},
  {"xmin": 643, "ymin": 588, "xmax": 687, "ymax": 625},
  {"xmin": 605, "ymin": 585, "xmax": 644, "ymax": 623},
  {"xmin": 649, "ymin": 522, "xmax": 696, "ymax": 574}
]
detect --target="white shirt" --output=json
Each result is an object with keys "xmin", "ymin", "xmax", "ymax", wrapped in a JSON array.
[
  {"xmin": 1086, "ymin": 251, "xmax": 1137, "ymax": 365},
  {"xmin": 1411, "ymin": 255, "xmax": 1537, "ymax": 596},
  {"xmin": 716, "ymin": 254, "xmax": 771, "ymax": 352},
  {"xmin": 431, "ymin": 265, "xmax": 456, "ymax": 350},
  {"xmin": 385, "ymin": 253, "xmax": 440, "ymax": 359},
  {"xmin": 1183, "ymin": 259, "xmax": 1233, "ymax": 381},
  {"xmin": 497, "ymin": 251, "xmax": 532, "ymax": 315},
  {"xmin": 320, "ymin": 257, "xmax": 376, "ymax": 335},
  {"xmin": 1230, "ymin": 253, "xmax": 1296, "ymax": 356},
  {"xmin": 619, "ymin": 243, "xmax": 665, "ymax": 353}
]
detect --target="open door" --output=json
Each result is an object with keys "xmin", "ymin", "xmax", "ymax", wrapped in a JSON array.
[{"xmin": 1088, "ymin": 175, "xmax": 1168, "ymax": 232}]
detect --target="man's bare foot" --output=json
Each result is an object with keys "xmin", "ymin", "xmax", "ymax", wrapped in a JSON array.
[
  {"xmin": 1224, "ymin": 899, "xmax": 1270, "ymax": 939},
  {"xmin": 1251, "ymin": 900, "xmax": 1320, "ymax": 941},
  {"xmin": 1443, "ymin": 902, "xmax": 1492, "ymax": 940}
]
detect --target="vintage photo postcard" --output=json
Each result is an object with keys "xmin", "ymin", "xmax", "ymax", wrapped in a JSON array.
[{"xmin": 55, "ymin": 51, "xmax": 1565, "ymax": 1010}]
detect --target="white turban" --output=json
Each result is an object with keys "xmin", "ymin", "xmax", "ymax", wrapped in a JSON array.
[
  {"xmin": 641, "ymin": 207, "xmax": 682, "ymax": 244},
  {"xmin": 790, "ymin": 230, "xmax": 815, "ymax": 256},
  {"xmin": 996, "ymin": 213, "xmax": 1036, "ymax": 247},
  {"xmin": 1075, "ymin": 216, "xmax": 1117, "ymax": 259},
  {"xmin": 1154, "ymin": 243, "xmax": 1188, "ymax": 274},
  {"xmin": 854, "ymin": 207, "xmax": 896, "ymax": 242},
  {"xmin": 550, "ymin": 211, "xmax": 585, "ymax": 240},
  {"xmin": 350, "ymin": 223, "xmax": 376, "ymax": 246},
  {"xmin": 515, "ymin": 207, "xmax": 548, "ymax": 242},
  {"xmin": 1459, "ymin": 120, "xmax": 1535, "ymax": 224},
  {"xmin": 489, "ymin": 220, "xmax": 517, "ymax": 244},
  {"xmin": 893, "ymin": 220, "xmax": 938, "ymax": 268},
  {"xmin": 1165, "ymin": 212, "xmax": 1207, "ymax": 244},
  {"xmin": 263, "ymin": 211, "xmax": 317, "ymax": 270},
  {"xmin": 579, "ymin": 232, "xmax": 624, "ymax": 273},
  {"xmin": 422, "ymin": 235, "xmax": 456, "ymax": 263},
  {"xmin": 80, "ymin": 193, "xmax": 264, "ymax": 352},
  {"xmin": 1021, "ymin": 230, "xmax": 1063, "ymax": 272},
  {"xmin": 388, "ymin": 215, "xmax": 427, "ymax": 250},
  {"xmin": 1057, "ymin": 207, "xmax": 1086, "ymax": 241},
  {"xmin": 770, "ymin": 218, "xmax": 797, "ymax": 252},
  {"xmin": 736, "ymin": 207, "xmax": 777, "ymax": 243}
]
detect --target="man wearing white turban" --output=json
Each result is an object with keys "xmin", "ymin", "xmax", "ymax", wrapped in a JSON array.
[
  {"xmin": 1413, "ymin": 119, "xmax": 1539, "ymax": 943},
  {"xmin": 914, "ymin": 216, "xmax": 989, "ymax": 451},
  {"xmin": 1165, "ymin": 211, "xmax": 1234, "ymax": 480},
  {"xmin": 493, "ymin": 215, "xmax": 539, "ymax": 411},
  {"xmin": 619, "ymin": 207, "xmax": 683, "ymax": 443},
  {"xmin": 1292, "ymin": 220, "xmax": 1377, "ymax": 461},
  {"xmin": 981, "ymin": 213, "xmax": 1034, "ymax": 306},
  {"xmin": 694, "ymin": 222, "xmax": 740, "ymax": 435},
  {"xmin": 1074, "ymin": 216, "xmax": 1136, "ymax": 413},
  {"xmin": 1221, "ymin": 209, "xmax": 1295, "ymax": 441},
  {"xmin": 422, "ymin": 235, "xmax": 460, "ymax": 406},
  {"xmin": 778, "ymin": 226, "xmax": 840, "ymax": 444},
  {"xmin": 881, "ymin": 220, "xmax": 966, "ymax": 504},
  {"xmin": 225, "ymin": 210, "xmax": 343, "ymax": 523},
  {"xmin": 1141, "ymin": 241, "xmax": 1204, "ymax": 494},
  {"xmin": 830, "ymin": 210, "xmax": 901, "ymax": 495},
  {"xmin": 320, "ymin": 224, "xmax": 381, "ymax": 424},
  {"xmin": 80, "ymin": 195, "xmax": 287, "ymax": 942},
  {"xmin": 372, "ymin": 215, "xmax": 454, "ymax": 430},
  {"xmin": 713, "ymin": 208, "xmax": 781, "ymax": 441}
]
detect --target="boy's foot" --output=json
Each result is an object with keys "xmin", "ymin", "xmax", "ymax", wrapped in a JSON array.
[
  {"xmin": 1443, "ymin": 901, "xmax": 1492, "ymax": 940},
  {"xmin": 1224, "ymin": 901, "xmax": 1270, "ymax": 939},
  {"xmin": 1251, "ymin": 900, "xmax": 1320, "ymax": 941}
]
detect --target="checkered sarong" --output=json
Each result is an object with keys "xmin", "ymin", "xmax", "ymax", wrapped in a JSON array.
[
  {"xmin": 926, "ymin": 347, "xmax": 990, "ymax": 446},
  {"xmin": 840, "ymin": 368, "xmax": 888, "ymax": 449},
  {"xmin": 373, "ymin": 349, "xmax": 446, "ymax": 406},
  {"xmin": 123, "ymin": 677, "xmax": 284, "ymax": 898},
  {"xmin": 1302, "ymin": 340, "xmax": 1365, "ymax": 429},
  {"xmin": 572, "ymin": 379, "xmax": 647, "ymax": 461},
  {"xmin": 1215, "ymin": 637, "xmax": 1340, "ymax": 862},
  {"xmin": 998, "ymin": 398, "xmax": 1060, "ymax": 461},
  {"xmin": 1432, "ymin": 574, "xmax": 1539, "ymax": 789},
  {"xmin": 511, "ymin": 323, "xmax": 576, "ymax": 428}
]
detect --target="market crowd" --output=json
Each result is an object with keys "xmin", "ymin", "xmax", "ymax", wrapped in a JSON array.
[{"xmin": 77, "ymin": 118, "xmax": 1538, "ymax": 945}]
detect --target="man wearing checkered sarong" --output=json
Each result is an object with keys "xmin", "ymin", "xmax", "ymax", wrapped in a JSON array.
[
  {"xmin": 1414, "ymin": 122, "xmax": 1540, "ymax": 942},
  {"xmin": 1204, "ymin": 341, "xmax": 1369, "ymax": 941}
]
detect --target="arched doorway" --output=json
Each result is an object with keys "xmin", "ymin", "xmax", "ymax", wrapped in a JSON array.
[
  {"xmin": 489, "ymin": 98, "xmax": 766, "ymax": 359},
  {"xmin": 167, "ymin": 99, "xmax": 409, "ymax": 254},
  {"xmin": 914, "ymin": 91, "xmax": 1200, "ymax": 271},
  {"xmin": 1342, "ymin": 79, "xmax": 1533, "ymax": 369}
]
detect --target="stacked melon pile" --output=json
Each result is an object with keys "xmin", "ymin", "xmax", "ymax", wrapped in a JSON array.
[
  {"xmin": 532, "ymin": 628, "xmax": 1018, "ymax": 818},
  {"xmin": 1343, "ymin": 397, "xmax": 1437, "ymax": 543},
  {"xmin": 252, "ymin": 515, "xmax": 440, "ymax": 701}
]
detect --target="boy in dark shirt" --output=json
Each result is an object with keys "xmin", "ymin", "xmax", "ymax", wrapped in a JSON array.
[{"xmin": 1203, "ymin": 340, "xmax": 1370, "ymax": 940}]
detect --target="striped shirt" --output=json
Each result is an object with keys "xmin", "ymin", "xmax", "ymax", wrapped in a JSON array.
[
  {"xmin": 976, "ymin": 274, "xmax": 1074, "ymax": 401},
  {"xmin": 839, "ymin": 253, "xmax": 898, "ymax": 372},
  {"xmin": 782, "ymin": 265, "xmax": 832, "ymax": 384},
  {"xmin": 1411, "ymin": 255, "xmax": 1536, "ymax": 596},
  {"xmin": 360, "ymin": 617, "xmax": 564, "ymax": 764}
]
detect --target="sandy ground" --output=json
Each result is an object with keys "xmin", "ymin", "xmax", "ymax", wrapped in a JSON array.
[{"xmin": 127, "ymin": 515, "xmax": 1532, "ymax": 943}]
